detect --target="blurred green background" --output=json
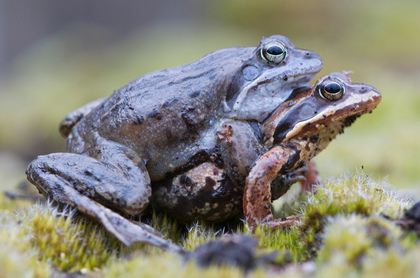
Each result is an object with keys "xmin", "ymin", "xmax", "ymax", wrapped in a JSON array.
[{"xmin": 1, "ymin": 0, "xmax": 419, "ymax": 193}]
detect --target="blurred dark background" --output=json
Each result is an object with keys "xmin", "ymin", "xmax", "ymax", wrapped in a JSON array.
[{"xmin": 1, "ymin": 0, "xmax": 419, "ymax": 190}]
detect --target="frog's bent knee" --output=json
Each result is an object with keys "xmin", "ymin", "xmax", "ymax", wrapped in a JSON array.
[{"xmin": 118, "ymin": 186, "xmax": 152, "ymax": 215}]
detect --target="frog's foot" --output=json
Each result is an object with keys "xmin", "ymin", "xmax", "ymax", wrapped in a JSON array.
[
  {"xmin": 271, "ymin": 163, "xmax": 308, "ymax": 201},
  {"xmin": 299, "ymin": 160, "xmax": 322, "ymax": 192},
  {"xmin": 26, "ymin": 147, "xmax": 151, "ymax": 216},
  {"xmin": 263, "ymin": 214, "xmax": 301, "ymax": 229},
  {"xmin": 4, "ymin": 181, "xmax": 46, "ymax": 202}
]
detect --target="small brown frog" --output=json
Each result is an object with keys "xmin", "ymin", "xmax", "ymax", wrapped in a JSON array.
[
  {"xmin": 154, "ymin": 72, "xmax": 381, "ymax": 229},
  {"xmin": 244, "ymin": 72, "xmax": 381, "ymax": 229},
  {"xmin": 26, "ymin": 35, "xmax": 322, "ymax": 251}
]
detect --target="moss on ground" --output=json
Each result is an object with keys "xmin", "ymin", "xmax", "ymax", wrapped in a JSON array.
[{"xmin": 0, "ymin": 173, "xmax": 418, "ymax": 277}]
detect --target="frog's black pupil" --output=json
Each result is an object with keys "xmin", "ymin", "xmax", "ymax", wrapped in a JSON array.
[
  {"xmin": 267, "ymin": 45, "xmax": 284, "ymax": 56},
  {"xmin": 324, "ymin": 83, "xmax": 341, "ymax": 94}
]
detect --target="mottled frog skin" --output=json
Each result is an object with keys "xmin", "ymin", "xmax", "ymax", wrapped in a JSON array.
[
  {"xmin": 153, "ymin": 72, "xmax": 382, "ymax": 225},
  {"xmin": 26, "ymin": 36, "xmax": 322, "ymax": 246},
  {"xmin": 244, "ymin": 72, "xmax": 381, "ymax": 229}
]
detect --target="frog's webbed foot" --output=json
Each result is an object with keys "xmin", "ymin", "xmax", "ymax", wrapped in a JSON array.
[
  {"xmin": 4, "ymin": 181, "xmax": 46, "ymax": 202},
  {"xmin": 271, "ymin": 163, "xmax": 308, "ymax": 201},
  {"xmin": 263, "ymin": 214, "xmax": 301, "ymax": 229}
]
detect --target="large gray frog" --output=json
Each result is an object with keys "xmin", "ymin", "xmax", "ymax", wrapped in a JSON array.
[{"xmin": 26, "ymin": 35, "xmax": 322, "ymax": 251}]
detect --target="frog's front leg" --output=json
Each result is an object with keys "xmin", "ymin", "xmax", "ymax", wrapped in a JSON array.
[
  {"xmin": 271, "ymin": 162, "xmax": 308, "ymax": 200},
  {"xmin": 59, "ymin": 97, "xmax": 108, "ymax": 137},
  {"xmin": 243, "ymin": 146, "xmax": 302, "ymax": 229},
  {"xmin": 27, "ymin": 143, "xmax": 151, "ymax": 216},
  {"xmin": 216, "ymin": 121, "xmax": 264, "ymax": 186}
]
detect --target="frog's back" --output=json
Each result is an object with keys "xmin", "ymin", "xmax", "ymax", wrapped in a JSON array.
[{"xmin": 68, "ymin": 46, "xmax": 253, "ymax": 161}]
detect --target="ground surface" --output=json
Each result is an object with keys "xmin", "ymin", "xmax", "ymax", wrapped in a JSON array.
[{"xmin": 1, "ymin": 1, "xmax": 420, "ymax": 276}]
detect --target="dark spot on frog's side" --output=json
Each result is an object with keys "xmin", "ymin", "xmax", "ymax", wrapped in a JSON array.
[
  {"xmin": 179, "ymin": 174, "xmax": 195, "ymax": 189},
  {"xmin": 309, "ymin": 134, "xmax": 319, "ymax": 143},
  {"xmin": 189, "ymin": 91, "xmax": 200, "ymax": 98},
  {"xmin": 134, "ymin": 115, "xmax": 144, "ymax": 125},
  {"xmin": 213, "ymin": 168, "xmax": 219, "ymax": 176},
  {"xmin": 162, "ymin": 97, "xmax": 179, "ymax": 108},
  {"xmin": 205, "ymin": 176, "xmax": 216, "ymax": 189},
  {"xmin": 148, "ymin": 110, "xmax": 162, "ymax": 120},
  {"xmin": 181, "ymin": 106, "xmax": 198, "ymax": 132},
  {"xmin": 165, "ymin": 128, "xmax": 176, "ymax": 142}
]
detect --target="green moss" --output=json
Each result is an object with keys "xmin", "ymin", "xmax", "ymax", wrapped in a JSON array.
[
  {"xmin": 103, "ymin": 252, "xmax": 249, "ymax": 278},
  {"xmin": 0, "ymin": 240, "xmax": 50, "ymax": 278},
  {"xmin": 314, "ymin": 215, "xmax": 420, "ymax": 277},
  {"xmin": 19, "ymin": 204, "xmax": 117, "ymax": 273},
  {"xmin": 182, "ymin": 221, "xmax": 219, "ymax": 251},
  {"xmin": 0, "ymin": 210, "xmax": 51, "ymax": 277},
  {"xmin": 251, "ymin": 224, "xmax": 302, "ymax": 263},
  {"xmin": 360, "ymin": 247, "xmax": 420, "ymax": 278},
  {"xmin": 0, "ymin": 172, "xmax": 418, "ymax": 277}
]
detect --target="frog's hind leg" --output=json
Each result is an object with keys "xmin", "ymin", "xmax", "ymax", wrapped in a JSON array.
[
  {"xmin": 26, "ymin": 146, "xmax": 151, "ymax": 216},
  {"xmin": 28, "ymin": 166, "xmax": 181, "ymax": 252},
  {"xmin": 25, "ymin": 147, "xmax": 184, "ymax": 252}
]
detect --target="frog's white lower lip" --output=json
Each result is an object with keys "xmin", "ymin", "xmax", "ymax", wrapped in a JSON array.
[{"xmin": 283, "ymin": 91, "xmax": 381, "ymax": 141}]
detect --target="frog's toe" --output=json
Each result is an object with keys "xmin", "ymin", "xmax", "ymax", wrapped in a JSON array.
[{"xmin": 264, "ymin": 214, "xmax": 301, "ymax": 229}]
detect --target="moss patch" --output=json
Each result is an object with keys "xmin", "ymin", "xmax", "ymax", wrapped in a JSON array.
[{"xmin": 0, "ymin": 173, "xmax": 418, "ymax": 277}]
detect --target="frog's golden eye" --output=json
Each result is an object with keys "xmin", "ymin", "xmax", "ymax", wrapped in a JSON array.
[
  {"xmin": 260, "ymin": 42, "xmax": 287, "ymax": 64},
  {"xmin": 318, "ymin": 81, "xmax": 344, "ymax": 101}
]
